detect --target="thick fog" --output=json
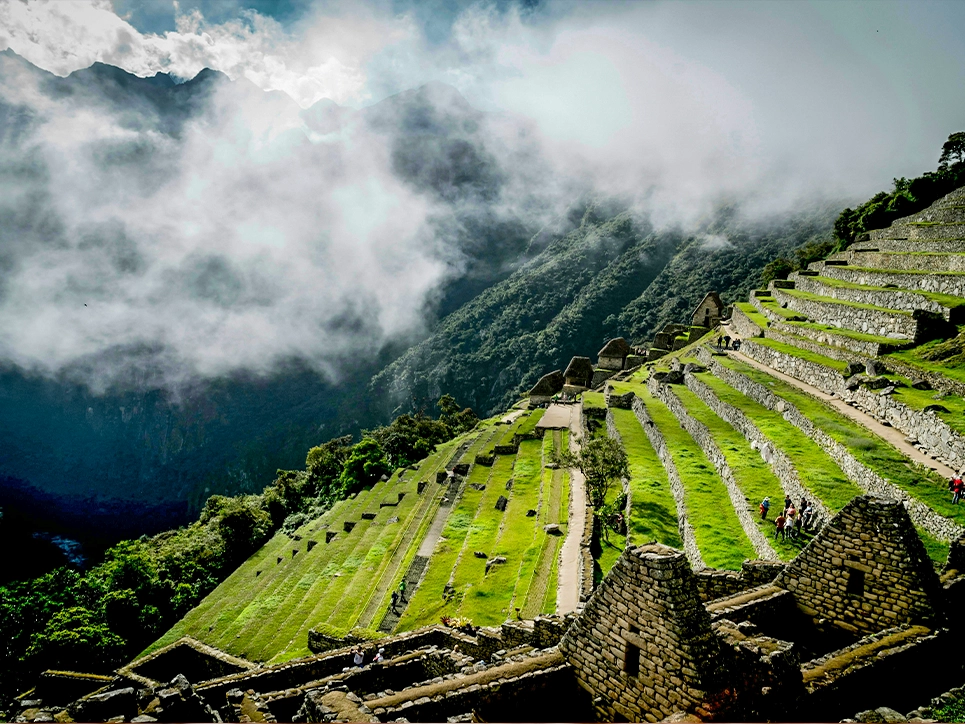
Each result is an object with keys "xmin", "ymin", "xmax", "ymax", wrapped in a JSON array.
[{"xmin": 0, "ymin": 0, "xmax": 963, "ymax": 390}]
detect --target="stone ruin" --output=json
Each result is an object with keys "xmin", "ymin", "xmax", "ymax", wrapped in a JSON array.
[
  {"xmin": 691, "ymin": 291, "xmax": 725, "ymax": 329},
  {"xmin": 20, "ymin": 494, "xmax": 965, "ymax": 723}
]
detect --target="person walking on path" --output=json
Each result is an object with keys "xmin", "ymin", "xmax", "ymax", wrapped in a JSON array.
[
  {"xmin": 390, "ymin": 591, "xmax": 399, "ymax": 613},
  {"xmin": 783, "ymin": 495, "xmax": 793, "ymax": 516},
  {"xmin": 352, "ymin": 648, "xmax": 364, "ymax": 667},
  {"xmin": 759, "ymin": 496, "xmax": 770, "ymax": 520},
  {"xmin": 398, "ymin": 579, "xmax": 407, "ymax": 603}
]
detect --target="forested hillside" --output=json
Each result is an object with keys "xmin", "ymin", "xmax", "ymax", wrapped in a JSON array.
[{"xmin": 371, "ymin": 203, "xmax": 837, "ymax": 418}]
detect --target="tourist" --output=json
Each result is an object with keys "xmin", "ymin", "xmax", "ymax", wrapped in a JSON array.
[
  {"xmin": 794, "ymin": 513, "xmax": 804, "ymax": 538},
  {"xmin": 732, "ymin": 339, "xmax": 741, "ymax": 352},
  {"xmin": 373, "ymin": 647, "xmax": 385, "ymax": 663},
  {"xmin": 951, "ymin": 474, "xmax": 964, "ymax": 505},
  {"xmin": 353, "ymin": 648, "xmax": 364, "ymax": 667},
  {"xmin": 802, "ymin": 504, "xmax": 814, "ymax": 532},
  {"xmin": 759, "ymin": 496, "xmax": 770, "ymax": 520},
  {"xmin": 390, "ymin": 591, "xmax": 398, "ymax": 612},
  {"xmin": 774, "ymin": 514, "xmax": 787, "ymax": 540},
  {"xmin": 723, "ymin": 335, "xmax": 731, "ymax": 349},
  {"xmin": 399, "ymin": 579, "xmax": 407, "ymax": 603},
  {"xmin": 786, "ymin": 505, "xmax": 797, "ymax": 538},
  {"xmin": 783, "ymin": 495, "xmax": 793, "ymax": 516},
  {"xmin": 716, "ymin": 336, "xmax": 723, "ymax": 351}
]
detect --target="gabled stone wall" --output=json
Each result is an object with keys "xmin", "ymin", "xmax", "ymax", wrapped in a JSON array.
[
  {"xmin": 775, "ymin": 497, "xmax": 944, "ymax": 636},
  {"xmin": 559, "ymin": 544, "xmax": 730, "ymax": 722}
]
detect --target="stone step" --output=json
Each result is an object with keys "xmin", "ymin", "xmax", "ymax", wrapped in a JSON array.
[
  {"xmin": 869, "ymin": 221, "xmax": 965, "ymax": 242},
  {"xmin": 818, "ymin": 264, "xmax": 965, "ymax": 299},
  {"xmin": 851, "ymin": 238, "xmax": 965, "ymax": 253},
  {"xmin": 842, "ymin": 250, "xmax": 965, "ymax": 272},
  {"xmin": 769, "ymin": 285, "xmax": 923, "ymax": 341},
  {"xmin": 789, "ymin": 273, "xmax": 965, "ymax": 322}
]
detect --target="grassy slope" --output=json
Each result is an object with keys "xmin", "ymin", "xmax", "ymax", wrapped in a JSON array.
[
  {"xmin": 670, "ymin": 386, "xmax": 801, "ymax": 559},
  {"xmin": 715, "ymin": 357, "xmax": 965, "ymax": 526},
  {"xmin": 631, "ymin": 383, "xmax": 756, "ymax": 569},
  {"xmin": 608, "ymin": 407, "xmax": 681, "ymax": 549}
]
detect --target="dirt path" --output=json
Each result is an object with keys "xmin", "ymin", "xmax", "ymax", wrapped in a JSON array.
[
  {"xmin": 557, "ymin": 403, "xmax": 587, "ymax": 614},
  {"xmin": 723, "ymin": 323, "xmax": 956, "ymax": 479}
]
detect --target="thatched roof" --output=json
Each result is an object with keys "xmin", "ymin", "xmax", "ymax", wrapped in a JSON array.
[
  {"xmin": 529, "ymin": 370, "xmax": 565, "ymax": 396},
  {"xmin": 597, "ymin": 337, "xmax": 631, "ymax": 358},
  {"xmin": 564, "ymin": 356, "xmax": 593, "ymax": 384}
]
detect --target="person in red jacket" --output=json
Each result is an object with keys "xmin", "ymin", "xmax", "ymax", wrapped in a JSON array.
[{"xmin": 951, "ymin": 475, "xmax": 964, "ymax": 505}]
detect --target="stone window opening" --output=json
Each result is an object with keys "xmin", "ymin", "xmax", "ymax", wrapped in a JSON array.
[
  {"xmin": 623, "ymin": 625, "xmax": 640, "ymax": 677},
  {"xmin": 846, "ymin": 567, "xmax": 865, "ymax": 596}
]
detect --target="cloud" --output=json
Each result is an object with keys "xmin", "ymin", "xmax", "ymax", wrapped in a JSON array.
[
  {"xmin": 0, "ymin": 0, "xmax": 411, "ymax": 106},
  {"xmin": 0, "ymin": 52, "xmax": 455, "ymax": 390},
  {"xmin": 1, "ymin": 0, "xmax": 964, "ymax": 393}
]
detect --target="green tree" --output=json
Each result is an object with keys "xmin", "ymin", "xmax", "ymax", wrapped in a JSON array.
[
  {"xmin": 559, "ymin": 436, "xmax": 630, "ymax": 510},
  {"xmin": 27, "ymin": 607, "xmax": 125, "ymax": 672},
  {"xmin": 940, "ymin": 131, "xmax": 965, "ymax": 169},
  {"xmin": 338, "ymin": 438, "xmax": 389, "ymax": 494},
  {"xmin": 761, "ymin": 257, "xmax": 795, "ymax": 285}
]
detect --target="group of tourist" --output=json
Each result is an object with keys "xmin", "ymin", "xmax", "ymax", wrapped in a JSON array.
[
  {"xmin": 390, "ymin": 580, "xmax": 407, "ymax": 613},
  {"xmin": 715, "ymin": 335, "xmax": 741, "ymax": 352},
  {"xmin": 760, "ymin": 495, "xmax": 815, "ymax": 540}
]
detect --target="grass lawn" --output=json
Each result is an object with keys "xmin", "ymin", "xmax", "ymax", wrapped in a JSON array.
[
  {"xmin": 517, "ymin": 408, "xmax": 546, "ymax": 437},
  {"xmin": 778, "ymin": 287, "xmax": 912, "ymax": 316},
  {"xmin": 671, "ymin": 385, "xmax": 801, "ymax": 560},
  {"xmin": 457, "ymin": 439, "xmax": 544, "ymax": 625},
  {"xmin": 521, "ymin": 433, "xmax": 567, "ymax": 618},
  {"xmin": 609, "ymin": 407, "xmax": 681, "ymax": 549},
  {"xmin": 581, "ymin": 391, "xmax": 606, "ymax": 413},
  {"xmin": 634, "ymin": 384, "xmax": 756, "ymax": 569},
  {"xmin": 692, "ymin": 371, "xmax": 860, "ymax": 513},
  {"xmin": 734, "ymin": 302, "xmax": 769, "ymax": 329},
  {"xmin": 715, "ymin": 357, "xmax": 965, "ymax": 527},
  {"xmin": 888, "ymin": 340, "xmax": 965, "ymax": 389}
]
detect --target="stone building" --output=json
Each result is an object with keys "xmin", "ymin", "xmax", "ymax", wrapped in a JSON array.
[
  {"xmin": 691, "ymin": 291, "xmax": 724, "ymax": 328},
  {"xmin": 563, "ymin": 356, "xmax": 593, "ymax": 392},
  {"xmin": 596, "ymin": 338, "xmax": 631, "ymax": 371},
  {"xmin": 527, "ymin": 370, "xmax": 565, "ymax": 406}
]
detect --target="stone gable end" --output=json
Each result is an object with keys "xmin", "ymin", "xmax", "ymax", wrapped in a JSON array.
[
  {"xmin": 775, "ymin": 496, "xmax": 943, "ymax": 636},
  {"xmin": 559, "ymin": 544, "xmax": 728, "ymax": 722}
]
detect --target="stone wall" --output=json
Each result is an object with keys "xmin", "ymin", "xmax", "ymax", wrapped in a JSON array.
[
  {"xmin": 739, "ymin": 339, "xmax": 844, "ymax": 394},
  {"xmin": 694, "ymin": 561, "xmax": 786, "ymax": 603},
  {"xmin": 682, "ymin": 367, "xmax": 833, "ymax": 528},
  {"xmin": 821, "ymin": 264, "xmax": 965, "ymax": 300},
  {"xmin": 843, "ymin": 249, "xmax": 965, "ymax": 271},
  {"xmin": 842, "ymin": 383, "xmax": 965, "ymax": 475},
  {"xmin": 559, "ymin": 544, "xmax": 731, "ymax": 722},
  {"xmin": 775, "ymin": 496, "xmax": 944, "ymax": 636},
  {"xmin": 630, "ymin": 395, "xmax": 704, "ymax": 569},
  {"xmin": 768, "ymin": 318, "xmax": 892, "ymax": 356},
  {"xmin": 647, "ymin": 377, "xmax": 778, "ymax": 561},
  {"xmin": 697, "ymin": 347, "xmax": 964, "ymax": 542},
  {"xmin": 730, "ymin": 305, "xmax": 764, "ymax": 339},
  {"xmin": 770, "ymin": 287, "xmax": 918, "ymax": 339},
  {"xmin": 791, "ymin": 274, "xmax": 957, "ymax": 321},
  {"xmin": 763, "ymin": 327, "xmax": 864, "ymax": 366}
]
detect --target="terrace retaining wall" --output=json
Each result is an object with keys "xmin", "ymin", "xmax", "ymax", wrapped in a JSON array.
[
  {"xmin": 697, "ymin": 347, "xmax": 964, "ymax": 542},
  {"xmin": 629, "ymin": 394, "xmax": 705, "ymax": 569},
  {"xmin": 770, "ymin": 287, "xmax": 918, "ymax": 339},
  {"xmin": 647, "ymin": 377, "xmax": 779, "ymax": 561}
]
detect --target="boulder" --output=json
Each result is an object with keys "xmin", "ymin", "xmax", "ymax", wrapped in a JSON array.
[
  {"xmin": 69, "ymin": 688, "xmax": 138, "ymax": 723},
  {"xmin": 911, "ymin": 378, "xmax": 932, "ymax": 390},
  {"xmin": 526, "ymin": 509, "xmax": 537, "ymax": 517},
  {"xmin": 845, "ymin": 361, "xmax": 866, "ymax": 377},
  {"xmin": 495, "ymin": 495, "xmax": 508, "ymax": 512},
  {"xmin": 862, "ymin": 376, "xmax": 891, "ymax": 390},
  {"xmin": 879, "ymin": 386, "xmax": 896, "ymax": 396},
  {"xmin": 925, "ymin": 404, "xmax": 951, "ymax": 414},
  {"xmin": 865, "ymin": 360, "xmax": 890, "ymax": 377},
  {"xmin": 543, "ymin": 524, "xmax": 562, "ymax": 535},
  {"xmin": 485, "ymin": 556, "xmax": 508, "ymax": 573}
]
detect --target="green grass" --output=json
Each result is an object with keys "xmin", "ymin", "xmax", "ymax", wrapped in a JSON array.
[
  {"xmin": 845, "ymin": 265, "xmax": 965, "ymax": 278},
  {"xmin": 521, "ymin": 433, "xmax": 567, "ymax": 618},
  {"xmin": 734, "ymin": 302, "xmax": 769, "ymax": 329},
  {"xmin": 456, "ymin": 439, "xmax": 545, "ymax": 625},
  {"xmin": 517, "ymin": 408, "xmax": 546, "ymax": 437},
  {"xmin": 782, "ymin": 319, "xmax": 901, "ymax": 346},
  {"xmin": 758, "ymin": 297, "xmax": 807, "ymax": 320},
  {"xmin": 715, "ymin": 356, "xmax": 965, "ymax": 527},
  {"xmin": 670, "ymin": 386, "xmax": 802, "ymax": 559},
  {"xmin": 631, "ymin": 384, "xmax": 757, "ymax": 569},
  {"xmin": 883, "ymin": 377, "xmax": 965, "ymax": 438},
  {"xmin": 396, "ymin": 439, "xmax": 502, "ymax": 630},
  {"xmin": 688, "ymin": 372, "xmax": 860, "ymax": 512},
  {"xmin": 918, "ymin": 528, "xmax": 950, "ymax": 568},
  {"xmin": 581, "ymin": 391, "xmax": 606, "ymax": 412},
  {"xmin": 608, "ymin": 407, "xmax": 681, "ymax": 549}
]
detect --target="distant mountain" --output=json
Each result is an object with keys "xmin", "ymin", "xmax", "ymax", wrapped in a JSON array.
[{"xmin": 0, "ymin": 52, "xmax": 840, "ymax": 570}]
